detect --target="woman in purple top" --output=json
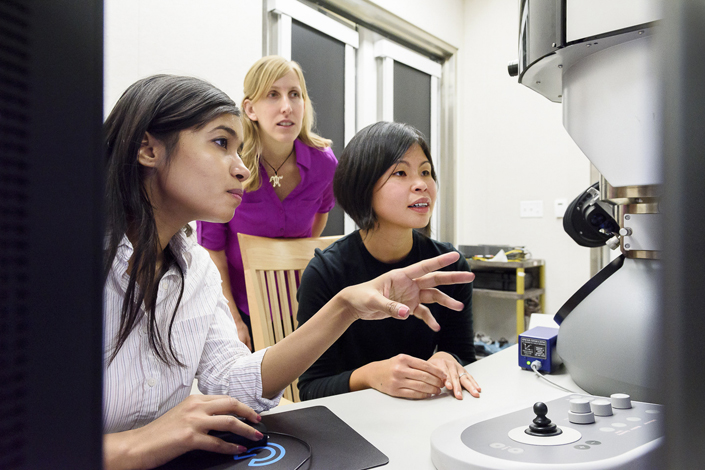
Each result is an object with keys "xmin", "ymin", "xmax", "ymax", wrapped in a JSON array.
[{"xmin": 197, "ymin": 56, "xmax": 337, "ymax": 350}]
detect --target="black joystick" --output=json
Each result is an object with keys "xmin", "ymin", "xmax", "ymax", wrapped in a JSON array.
[{"xmin": 525, "ymin": 402, "xmax": 563, "ymax": 437}]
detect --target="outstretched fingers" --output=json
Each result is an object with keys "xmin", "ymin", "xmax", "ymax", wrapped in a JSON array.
[
  {"xmin": 418, "ymin": 287, "xmax": 465, "ymax": 311},
  {"xmin": 354, "ymin": 252, "xmax": 474, "ymax": 324},
  {"xmin": 411, "ymin": 303, "xmax": 441, "ymax": 331},
  {"xmin": 415, "ymin": 270, "xmax": 475, "ymax": 290},
  {"xmin": 365, "ymin": 290, "xmax": 411, "ymax": 320},
  {"xmin": 398, "ymin": 252, "xmax": 462, "ymax": 280}
]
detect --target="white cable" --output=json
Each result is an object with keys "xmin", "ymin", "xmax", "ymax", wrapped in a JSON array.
[{"xmin": 530, "ymin": 361, "xmax": 577, "ymax": 394}]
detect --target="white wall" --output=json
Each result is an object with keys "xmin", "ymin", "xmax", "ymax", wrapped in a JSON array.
[
  {"xmin": 104, "ymin": 0, "xmax": 592, "ymax": 337},
  {"xmin": 368, "ymin": 0, "xmax": 465, "ymax": 48},
  {"xmin": 104, "ymin": 0, "xmax": 263, "ymax": 117},
  {"xmin": 459, "ymin": 0, "xmax": 592, "ymax": 326}
]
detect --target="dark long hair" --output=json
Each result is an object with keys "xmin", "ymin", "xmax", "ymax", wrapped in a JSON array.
[
  {"xmin": 103, "ymin": 75, "xmax": 239, "ymax": 366},
  {"xmin": 334, "ymin": 121, "xmax": 436, "ymax": 232}
]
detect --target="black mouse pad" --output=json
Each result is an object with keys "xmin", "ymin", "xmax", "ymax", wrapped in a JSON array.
[{"xmin": 157, "ymin": 405, "xmax": 388, "ymax": 470}]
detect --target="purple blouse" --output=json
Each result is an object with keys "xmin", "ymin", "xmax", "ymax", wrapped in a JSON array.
[{"xmin": 197, "ymin": 139, "xmax": 337, "ymax": 316}]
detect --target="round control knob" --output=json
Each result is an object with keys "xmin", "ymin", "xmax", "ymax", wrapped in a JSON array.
[
  {"xmin": 605, "ymin": 236, "xmax": 621, "ymax": 250},
  {"xmin": 569, "ymin": 398, "xmax": 591, "ymax": 414},
  {"xmin": 611, "ymin": 393, "xmax": 632, "ymax": 409},
  {"xmin": 568, "ymin": 410, "xmax": 595, "ymax": 424},
  {"xmin": 591, "ymin": 399, "xmax": 613, "ymax": 416},
  {"xmin": 525, "ymin": 402, "xmax": 562, "ymax": 437}
]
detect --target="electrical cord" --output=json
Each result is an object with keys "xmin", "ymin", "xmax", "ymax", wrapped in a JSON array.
[
  {"xmin": 530, "ymin": 360, "xmax": 577, "ymax": 394},
  {"xmin": 266, "ymin": 431, "xmax": 312, "ymax": 470}
]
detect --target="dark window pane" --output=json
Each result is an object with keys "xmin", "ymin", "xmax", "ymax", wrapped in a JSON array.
[
  {"xmin": 292, "ymin": 20, "xmax": 346, "ymax": 236},
  {"xmin": 393, "ymin": 61, "xmax": 432, "ymax": 149}
]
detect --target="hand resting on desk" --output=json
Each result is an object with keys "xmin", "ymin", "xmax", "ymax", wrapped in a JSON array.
[
  {"xmin": 429, "ymin": 351, "xmax": 481, "ymax": 399},
  {"xmin": 344, "ymin": 252, "xmax": 481, "ymax": 400},
  {"xmin": 349, "ymin": 351, "xmax": 481, "ymax": 400}
]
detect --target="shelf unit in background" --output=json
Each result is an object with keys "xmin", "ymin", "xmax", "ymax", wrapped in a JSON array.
[{"xmin": 468, "ymin": 259, "xmax": 545, "ymax": 339}]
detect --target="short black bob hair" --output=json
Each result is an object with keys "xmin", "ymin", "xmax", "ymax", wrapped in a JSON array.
[{"xmin": 334, "ymin": 121, "xmax": 436, "ymax": 232}]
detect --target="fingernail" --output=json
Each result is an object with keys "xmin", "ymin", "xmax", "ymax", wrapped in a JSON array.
[
  {"xmin": 255, "ymin": 431, "xmax": 264, "ymax": 439},
  {"xmin": 235, "ymin": 445, "xmax": 247, "ymax": 453},
  {"xmin": 255, "ymin": 415, "xmax": 262, "ymax": 422}
]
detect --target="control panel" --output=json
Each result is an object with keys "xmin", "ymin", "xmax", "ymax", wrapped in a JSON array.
[
  {"xmin": 518, "ymin": 326, "xmax": 560, "ymax": 373},
  {"xmin": 430, "ymin": 393, "xmax": 663, "ymax": 469}
]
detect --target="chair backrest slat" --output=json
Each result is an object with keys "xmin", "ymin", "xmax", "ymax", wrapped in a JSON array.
[
  {"xmin": 253, "ymin": 269, "xmax": 275, "ymax": 347},
  {"xmin": 287, "ymin": 270, "xmax": 299, "ymax": 330},
  {"xmin": 239, "ymin": 234, "xmax": 341, "ymax": 402},
  {"xmin": 276, "ymin": 271, "xmax": 294, "ymax": 337}
]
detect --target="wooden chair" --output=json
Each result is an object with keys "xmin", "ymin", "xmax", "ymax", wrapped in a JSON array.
[{"xmin": 238, "ymin": 233, "xmax": 341, "ymax": 402}]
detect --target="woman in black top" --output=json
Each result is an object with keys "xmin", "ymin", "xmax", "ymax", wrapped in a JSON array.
[{"xmin": 297, "ymin": 121, "xmax": 481, "ymax": 401}]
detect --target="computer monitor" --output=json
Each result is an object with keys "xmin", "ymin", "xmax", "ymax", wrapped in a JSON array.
[
  {"xmin": 662, "ymin": 1, "xmax": 705, "ymax": 467},
  {"xmin": 0, "ymin": 1, "xmax": 103, "ymax": 468}
]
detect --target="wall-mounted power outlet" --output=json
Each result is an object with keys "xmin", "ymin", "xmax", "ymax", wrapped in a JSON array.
[
  {"xmin": 554, "ymin": 198, "xmax": 567, "ymax": 218},
  {"xmin": 520, "ymin": 200, "xmax": 543, "ymax": 218}
]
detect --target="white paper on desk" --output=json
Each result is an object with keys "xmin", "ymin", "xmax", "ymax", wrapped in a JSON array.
[{"xmin": 489, "ymin": 249, "xmax": 508, "ymax": 262}]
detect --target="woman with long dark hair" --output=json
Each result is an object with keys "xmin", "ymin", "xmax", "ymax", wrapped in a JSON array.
[{"xmin": 102, "ymin": 75, "xmax": 472, "ymax": 469}]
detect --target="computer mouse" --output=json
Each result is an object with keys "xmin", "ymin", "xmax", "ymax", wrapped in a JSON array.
[{"xmin": 208, "ymin": 420, "xmax": 268, "ymax": 450}]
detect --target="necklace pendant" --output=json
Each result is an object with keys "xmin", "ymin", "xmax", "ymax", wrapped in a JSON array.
[{"xmin": 270, "ymin": 174, "xmax": 283, "ymax": 188}]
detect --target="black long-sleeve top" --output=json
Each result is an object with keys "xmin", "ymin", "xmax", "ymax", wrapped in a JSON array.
[{"xmin": 296, "ymin": 230, "xmax": 475, "ymax": 400}]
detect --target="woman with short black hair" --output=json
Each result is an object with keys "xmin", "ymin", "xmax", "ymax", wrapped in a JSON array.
[{"xmin": 297, "ymin": 121, "xmax": 481, "ymax": 402}]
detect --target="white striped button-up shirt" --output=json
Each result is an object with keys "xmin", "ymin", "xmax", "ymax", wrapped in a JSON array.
[{"xmin": 103, "ymin": 230, "xmax": 281, "ymax": 433}]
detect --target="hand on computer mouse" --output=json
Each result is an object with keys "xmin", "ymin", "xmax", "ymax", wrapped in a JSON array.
[
  {"xmin": 104, "ymin": 394, "xmax": 263, "ymax": 470},
  {"xmin": 208, "ymin": 419, "xmax": 268, "ymax": 451}
]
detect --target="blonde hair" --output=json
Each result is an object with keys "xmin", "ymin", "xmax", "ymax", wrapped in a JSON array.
[{"xmin": 241, "ymin": 55, "xmax": 332, "ymax": 191}]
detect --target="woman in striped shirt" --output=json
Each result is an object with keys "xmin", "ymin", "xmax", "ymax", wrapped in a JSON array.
[{"xmin": 101, "ymin": 74, "xmax": 473, "ymax": 470}]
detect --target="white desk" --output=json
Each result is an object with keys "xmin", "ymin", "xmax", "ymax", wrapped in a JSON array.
[{"xmin": 264, "ymin": 346, "xmax": 584, "ymax": 469}]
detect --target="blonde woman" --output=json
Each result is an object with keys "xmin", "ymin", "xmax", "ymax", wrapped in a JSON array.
[{"xmin": 197, "ymin": 56, "xmax": 337, "ymax": 350}]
